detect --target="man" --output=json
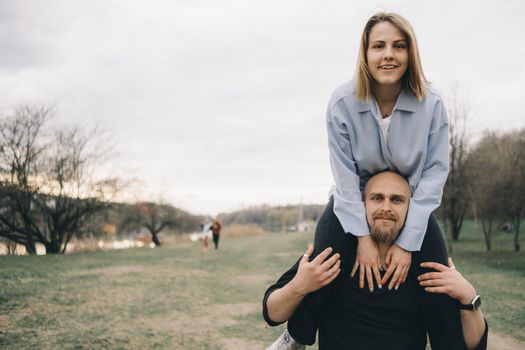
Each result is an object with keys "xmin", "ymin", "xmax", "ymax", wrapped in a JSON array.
[
  {"xmin": 210, "ymin": 219, "xmax": 221, "ymax": 250},
  {"xmin": 263, "ymin": 171, "xmax": 487, "ymax": 349}
]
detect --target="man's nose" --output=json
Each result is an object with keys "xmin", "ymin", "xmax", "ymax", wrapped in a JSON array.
[{"xmin": 380, "ymin": 200, "xmax": 392, "ymax": 211}]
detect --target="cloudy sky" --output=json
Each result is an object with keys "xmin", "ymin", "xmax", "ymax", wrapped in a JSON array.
[{"xmin": 1, "ymin": 0, "xmax": 524, "ymax": 216}]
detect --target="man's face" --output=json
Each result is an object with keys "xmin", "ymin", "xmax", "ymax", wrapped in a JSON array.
[{"xmin": 364, "ymin": 172, "xmax": 410, "ymax": 243}]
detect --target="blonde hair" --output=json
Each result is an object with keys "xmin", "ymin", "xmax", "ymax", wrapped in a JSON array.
[{"xmin": 355, "ymin": 12, "xmax": 428, "ymax": 102}]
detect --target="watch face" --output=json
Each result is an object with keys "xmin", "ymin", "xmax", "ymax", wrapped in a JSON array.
[{"xmin": 473, "ymin": 295, "xmax": 481, "ymax": 309}]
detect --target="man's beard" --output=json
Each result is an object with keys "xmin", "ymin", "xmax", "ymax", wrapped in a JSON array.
[
  {"xmin": 369, "ymin": 212, "xmax": 400, "ymax": 243},
  {"xmin": 370, "ymin": 224, "xmax": 398, "ymax": 243}
]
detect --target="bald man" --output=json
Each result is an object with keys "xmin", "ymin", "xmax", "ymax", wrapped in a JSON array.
[{"xmin": 263, "ymin": 171, "xmax": 487, "ymax": 350}]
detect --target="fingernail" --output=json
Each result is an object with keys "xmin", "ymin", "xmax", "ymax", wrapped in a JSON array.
[
  {"xmin": 369, "ymin": 287, "xmax": 374, "ymax": 292},
  {"xmin": 378, "ymin": 284, "xmax": 382, "ymax": 289},
  {"xmin": 395, "ymin": 285, "xmax": 399, "ymax": 290},
  {"xmin": 388, "ymin": 286, "xmax": 392, "ymax": 291}
]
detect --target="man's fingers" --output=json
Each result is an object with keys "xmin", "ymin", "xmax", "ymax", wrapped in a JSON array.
[
  {"xmin": 351, "ymin": 259, "xmax": 359, "ymax": 277},
  {"xmin": 381, "ymin": 264, "xmax": 395, "ymax": 286},
  {"xmin": 321, "ymin": 253, "xmax": 340, "ymax": 270},
  {"xmin": 324, "ymin": 259, "xmax": 341, "ymax": 279},
  {"xmin": 323, "ymin": 266, "xmax": 341, "ymax": 286},
  {"xmin": 418, "ymin": 272, "xmax": 443, "ymax": 281},
  {"xmin": 312, "ymin": 247, "xmax": 333, "ymax": 265},
  {"xmin": 424, "ymin": 286, "xmax": 448, "ymax": 294},
  {"xmin": 419, "ymin": 278, "xmax": 445, "ymax": 287},
  {"xmin": 301, "ymin": 245, "xmax": 314, "ymax": 262},
  {"xmin": 448, "ymin": 257, "xmax": 456, "ymax": 269},
  {"xmin": 420, "ymin": 261, "xmax": 447, "ymax": 271}
]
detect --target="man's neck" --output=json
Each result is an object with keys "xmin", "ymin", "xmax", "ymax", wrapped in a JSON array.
[{"xmin": 378, "ymin": 242, "xmax": 394, "ymax": 266}]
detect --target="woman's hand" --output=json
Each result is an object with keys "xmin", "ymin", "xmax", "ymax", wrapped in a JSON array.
[
  {"xmin": 381, "ymin": 244, "xmax": 412, "ymax": 290},
  {"xmin": 289, "ymin": 245, "xmax": 341, "ymax": 296},
  {"xmin": 418, "ymin": 258, "xmax": 476, "ymax": 304},
  {"xmin": 351, "ymin": 235, "xmax": 382, "ymax": 291}
]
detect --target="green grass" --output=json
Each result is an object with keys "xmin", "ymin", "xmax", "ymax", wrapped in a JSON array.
[{"xmin": 0, "ymin": 221, "xmax": 524, "ymax": 349}]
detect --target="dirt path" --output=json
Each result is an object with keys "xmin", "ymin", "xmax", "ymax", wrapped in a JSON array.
[{"xmin": 489, "ymin": 332, "xmax": 525, "ymax": 350}]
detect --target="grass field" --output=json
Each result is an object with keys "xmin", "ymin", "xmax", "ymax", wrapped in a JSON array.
[{"xmin": 1, "ymin": 221, "xmax": 524, "ymax": 349}]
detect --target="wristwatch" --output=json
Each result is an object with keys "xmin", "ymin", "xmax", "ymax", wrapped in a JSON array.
[{"xmin": 459, "ymin": 294, "xmax": 481, "ymax": 310}]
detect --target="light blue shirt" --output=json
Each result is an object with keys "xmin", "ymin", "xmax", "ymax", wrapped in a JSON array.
[{"xmin": 327, "ymin": 80, "xmax": 449, "ymax": 252}]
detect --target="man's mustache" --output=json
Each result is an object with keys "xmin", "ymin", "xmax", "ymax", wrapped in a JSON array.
[{"xmin": 373, "ymin": 211, "xmax": 396, "ymax": 220}]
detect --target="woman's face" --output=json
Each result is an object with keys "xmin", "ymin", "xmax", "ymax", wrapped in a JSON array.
[{"xmin": 366, "ymin": 21, "xmax": 409, "ymax": 89}]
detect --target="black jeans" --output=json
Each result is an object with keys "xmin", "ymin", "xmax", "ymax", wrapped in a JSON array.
[
  {"xmin": 287, "ymin": 197, "xmax": 448, "ymax": 345},
  {"xmin": 212, "ymin": 234, "xmax": 220, "ymax": 249}
]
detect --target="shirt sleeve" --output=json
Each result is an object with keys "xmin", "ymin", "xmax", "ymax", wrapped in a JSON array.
[
  {"xmin": 262, "ymin": 257, "xmax": 301, "ymax": 326},
  {"xmin": 395, "ymin": 99, "xmax": 449, "ymax": 251},
  {"xmin": 424, "ymin": 292, "xmax": 488, "ymax": 350},
  {"xmin": 326, "ymin": 102, "xmax": 370, "ymax": 237}
]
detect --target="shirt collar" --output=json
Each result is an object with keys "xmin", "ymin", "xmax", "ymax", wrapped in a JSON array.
[{"xmin": 357, "ymin": 89, "xmax": 418, "ymax": 113}]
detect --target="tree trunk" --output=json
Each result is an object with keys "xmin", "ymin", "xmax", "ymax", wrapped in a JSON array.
[
  {"xmin": 151, "ymin": 231, "xmax": 161, "ymax": 247},
  {"xmin": 24, "ymin": 240, "xmax": 37, "ymax": 255},
  {"xmin": 514, "ymin": 221, "xmax": 521, "ymax": 252},
  {"xmin": 45, "ymin": 240, "xmax": 63, "ymax": 254}
]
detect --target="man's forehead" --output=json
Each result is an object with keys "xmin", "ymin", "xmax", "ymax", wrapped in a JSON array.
[{"xmin": 365, "ymin": 173, "xmax": 410, "ymax": 197}]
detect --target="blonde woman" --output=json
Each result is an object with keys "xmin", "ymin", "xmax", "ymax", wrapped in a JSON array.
[{"xmin": 265, "ymin": 12, "xmax": 451, "ymax": 349}]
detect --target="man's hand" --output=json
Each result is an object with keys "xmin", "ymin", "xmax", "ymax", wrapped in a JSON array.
[
  {"xmin": 351, "ymin": 235, "xmax": 382, "ymax": 291},
  {"xmin": 418, "ymin": 258, "xmax": 477, "ymax": 304},
  {"xmin": 288, "ymin": 245, "xmax": 341, "ymax": 296},
  {"xmin": 381, "ymin": 244, "xmax": 412, "ymax": 290}
]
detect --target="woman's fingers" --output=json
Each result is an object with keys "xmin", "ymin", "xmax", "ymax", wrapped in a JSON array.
[
  {"xmin": 388, "ymin": 266, "xmax": 403, "ymax": 290},
  {"xmin": 359, "ymin": 263, "xmax": 365, "ymax": 289},
  {"xmin": 381, "ymin": 264, "xmax": 395, "ymax": 286},
  {"xmin": 373, "ymin": 265, "xmax": 382, "ymax": 288},
  {"xmin": 351, "ymin": 259, "xmax": 359, "ymax": 277}
]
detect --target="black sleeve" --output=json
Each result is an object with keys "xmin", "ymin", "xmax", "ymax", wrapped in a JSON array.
[
  {"xmin": 423, "ymin": 290, "xmax": 488, "ymax": 350},
  {"xmin": 262, "ymin": 257, "xmax": 302, "ymax": 326}
]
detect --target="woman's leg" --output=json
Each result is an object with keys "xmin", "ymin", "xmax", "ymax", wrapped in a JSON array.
[
  {"xmin": 287, "ymin": 197, "xmax": 356, "ymax": 345},
  {"xmin": 412, "ymin": 214, "xmax": 448, "ymax": 270}
]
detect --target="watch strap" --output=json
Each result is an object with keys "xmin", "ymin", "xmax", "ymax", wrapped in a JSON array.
[{"xmin": 459, "ymin": 294, "xmax": 481, "ymax": 310}]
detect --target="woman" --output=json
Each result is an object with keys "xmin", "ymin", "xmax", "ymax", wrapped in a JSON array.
[{"xmin": 266, "ymin": 12, "xmax": 450, "ymax": 348}]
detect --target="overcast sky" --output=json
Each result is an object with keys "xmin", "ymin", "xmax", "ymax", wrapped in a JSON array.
[{"xmin": 1, "ymin": 0, "xmax": 524, "ymax": 216}]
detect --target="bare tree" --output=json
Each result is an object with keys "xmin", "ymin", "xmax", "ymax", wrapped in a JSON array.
[
  {"xmin": 440, "ymin": 88, "xmax": 471, "ymax": 250},
  {"xmin": 495, "ymin": 129, "xmax": 525, "ymax": 251},
  {"xmin": 0, "ymin": 105, "xmax": 119, "ymax": 254},
  {"xmin": 467, "ymin": 132, "xmax": 501, "ymax": 251},
  {"xmin": 137, "ymin": 202, "xmax": 177, "ymax": 246},
  {"xmin": 0, "ymin": 105, "xmax": 50, "ymax": 254}
]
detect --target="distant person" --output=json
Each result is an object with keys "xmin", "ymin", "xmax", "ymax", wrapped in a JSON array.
[
  {"xmin": 201, "ymin": 221, "xmax": 211, "ymax": 251},
  {"xmin": 210, "ymin": 219, "xmax": 221, "ymax": 250},
  {"xmin": 263, "ymin": 171, "xmax": 487, "ymax": 349},
  {"xmin": 269, "ymin": 12, "xmax": 452, "ymax": 347}
]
